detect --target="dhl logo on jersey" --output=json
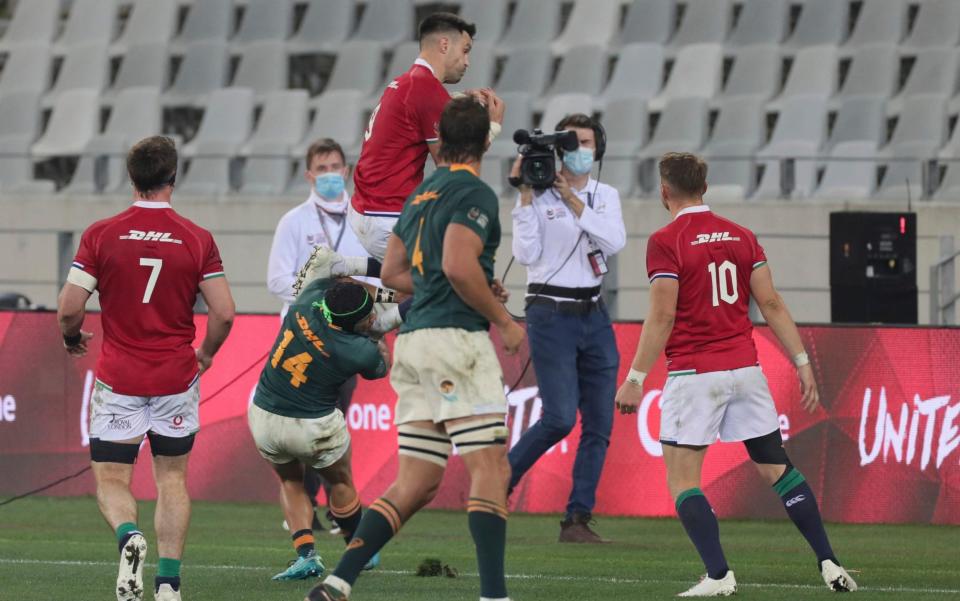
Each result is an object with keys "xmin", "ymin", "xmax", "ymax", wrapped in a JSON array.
[
  {"xmin": 690, "ymin": 232, "xmax": 741, "ymax": 246},
  {"xmin": 119, "ymin": 230, "xmax": 183, "ymax": 244}
]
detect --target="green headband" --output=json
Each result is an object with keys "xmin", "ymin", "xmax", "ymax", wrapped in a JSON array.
[{"xmin": 313, "ymin": 289, "xmax": 372, "ymax": 326}]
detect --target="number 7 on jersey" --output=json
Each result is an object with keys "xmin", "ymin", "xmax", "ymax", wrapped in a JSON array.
[{"xmin": 139, "ymin": 258, "xmax": 163, "ymax": 303}]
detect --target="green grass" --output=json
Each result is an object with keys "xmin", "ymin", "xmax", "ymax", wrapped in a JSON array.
[{"xmin": 0, "ymin": 497, "xmax": 956, "ymax": 600}]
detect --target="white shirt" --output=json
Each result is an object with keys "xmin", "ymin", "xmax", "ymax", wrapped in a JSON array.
[
  {"xmin": 267, "ymin": 190, "xmax": 372, "ymax": 316},
  {"xmin": 511, "ymin": 178, "xmax": 626, "ymax": 298}
]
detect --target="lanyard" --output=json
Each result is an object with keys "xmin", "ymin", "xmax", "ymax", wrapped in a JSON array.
[{"xmin": 315, "ymin": 205, "xmax": 347, "ymax": 252}]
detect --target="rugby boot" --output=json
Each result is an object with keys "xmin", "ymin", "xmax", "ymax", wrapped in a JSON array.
[
  {"xmin": 677, "ymin": 570, "xmax": 738, "ymax": 597},
  {"xmin": 116, "ymin": 532, "xmax": 148, "ymax": 601},
  {"xmin": 821, "ymin": 559, "xmax": 858, "ymax": 592},
  {"xmin": 273, "ymin": 552, "xmax": 325, "ymax": 581},
  {"xmin": 558, "ymin": 512, "xmax": 608, "ymax": 543},
  {"xmin": 154, "ymin": 583, "xmax": 181, "ymax": 601}
]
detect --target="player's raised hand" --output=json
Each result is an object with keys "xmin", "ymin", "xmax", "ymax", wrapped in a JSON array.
[
  {"xmin": 196, "ymin": 347, "xmax": 214, "ymax": 375},
  {"xmin": 797, "ymin": 363, "xmax": 820, "ymax": 412},
  {"xmin": 615, "ymin": 380, "xmax": 643, "ymax": 415},
  {"xmin": 483, "ymin": 89, "xmax": 505, "ymax": 124},
  {"xmin": 64, "ymin": 331, "xmax": 94, "ymax": 357},
  {"xmin": 497, "ymin": 319, "xmax": 525, "ymax": 356},
  {"xmin": 490, "ymin": 278, "xmax": 510, "ymax": 303}
]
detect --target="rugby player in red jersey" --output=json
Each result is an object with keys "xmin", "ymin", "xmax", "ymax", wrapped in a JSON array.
[
  {"xmin": 615, "ymin": 153, "xmax": 857, "ymax": 597},
  {"xmin": 57, "ymin": 136, "xmax": 235, "ymax": 601}
]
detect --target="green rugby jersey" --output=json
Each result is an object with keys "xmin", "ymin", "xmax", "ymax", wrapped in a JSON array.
[
  {"xmin": 253, "ymin": 278, "xmax": 387, "ymax": 419},
  {"xmin": 393, "ymin": 164, "xmax": 500, "ymax": 333}
]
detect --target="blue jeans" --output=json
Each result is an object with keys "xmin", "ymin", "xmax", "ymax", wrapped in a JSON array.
[{"xmin": 508, "ymin": 302, "xmax": 619, "ymax": 517}]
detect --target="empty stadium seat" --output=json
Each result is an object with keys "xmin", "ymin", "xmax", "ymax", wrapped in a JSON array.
[
  {"xmin": 552, "ymin": 0, "xmax": 620, "ymax": 55},
  {"xmin": 545, "ymin": 45, "xmax": 608, "ymax": 99},
  {"xmin": 0, "ymin": 44, "xmax": 52, "ymax": 96},
  {"xmin": 104, "ymin": 43, "xmax": 169, "ymax": 103},
  {"xmin": 174, "ymin": 0, "xmax": 234, "ymax": 50},
  {"xmin": 702, "ymin": 97, "xmax": 767, "ymax": 201},
  {"xmin": 53, "ymin": 0, "xmax": 119, "ymax": 57},
  {"xmin": 601, "ymin": 43, "xmax": 664, "ymax": 107},
  {"xmin": 902, "ymin": 0, "xmax": 960, "ymax": 53},
  {"xmin": 638, "ymin": 98, "xmax": 710, "ymax": 192},
  {"xmin": 238, "ymin": 90, "xmax": 309, "ymax": 196},
  {"xmin": 327, "ymin": 41, "xmax": 384, "ymax": 97},
  {"xmin": 620, "ymin": 0, "xmax": 676, "ymax": 46},
  {"xmin": 233, "ymin": 0, "xmax": 294, "ymax": 48},
  {"xmin": 843, "ymin": 0, "xmax": 907, "ymax": 55},
  {"xmin": 65, "ymin": 87, "xmax": 162, "ymax": 195},
  {"xmin": 498, "ymin": 0, "xmax": 562, "ymax": 55},
  {"xmin": 670, "ymin": 0, "xmax": 731, "ymax": 47},
  {"xmin": 289, "ymin": 89, "xmax": 369, "ymax": 194},
  {"xmin": 382, "ymin": 41, "xmax": 421, "ymax": 90},
  {"xmin": 890, "ymin": 48, "xmax": 959, "ymax": 113},
  {"xmin": 826, "ymin": 96, "xmax": 888, "ymax": 152},
  {"xmin": 720, "ymin": 45, "xmax": 781, "ymax": 101},
  {"xmin": 287, "ymin": 0, "xmax": 355, "ymax": 56},
  {"xmin": 601, "ymin": 98, "xmax": 649, "ymax": 198},
  {"xmin": 460, "ymin": 0, "xmax": 508, "ymax": 44},
  {"xmin": 540, "ymin": 94, "xmax": 593, "ymax": 134},
  {"xmin": 814, "ymin": 141, "xmax": 879, "ymax": 200},
  {"xmin": 0, "ymin": 91, "xmax": 55, "ymax": 193},
  {"xmin": 231, "ymin": 41, "xmax": 289, "ymax": 101},
  {"xmin": 496, "ymin": 46, "xmax": 553, "ymax": 96},
  {"xmin": 178, "ymin": 88, "xmax": 256, "ymax": 197},
  {"xmin": 0, "ymin": 0, "xmax": 60, "ymax": 53},
  {"xmin": 32, "ymin": 89, "xmax": 101, "ymax": 159},
  {"xmin": 770, "ymin": 44, "xmax": 838, "ymax": 107},
  {"xmin": 448, "ymin": 43, "xmax": 496, "ymax": 95},
  {"xmin": 876, "ymin": 95, "xmax": 948, "ymax": 199},
  {"xmin": 649, "ymin": 44, "xmax": 723, "ymax": 111},
  {"xmin": 43, "ymin": 44, "xmax": 110, "ymax": 107},
  {"xmin": 353, "ymin": 0, "xmax": 414, "ymax": 48},
  {"xmin": 753, "ymin": 95, "xmax": 830, "ymax": 199},
  {"xmin": 163, "ymin": 41, "xmax": 231, "ymax": 108},
  {"xmin": 110, "ymin": 0, "xmax": 178, "ymax": 56},
  {"xmin": 728, "ymin": 0, "xmax": 789, "ymax": 47},
  {"xmin": 784, "ymin": 0, "xmax": 849, "ymax": 49},
  {"xmin": 934, "ymin": 162, "xmax": 960, "ymax": 201},
  {"xmin": 833, "ymin": 45, "xmax": 899, "ymax": 106}
]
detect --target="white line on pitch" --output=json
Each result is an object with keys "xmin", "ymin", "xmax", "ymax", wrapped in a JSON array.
[{"xmin": 0, "ymin": 558, "xmax": 957, "ymax": 595}]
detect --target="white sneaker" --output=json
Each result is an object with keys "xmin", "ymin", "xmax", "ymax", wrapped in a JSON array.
[
  {"xmin": 154, "ymin": 583, "xmax": 182, "ymax": 601},
  {"xmin": 116, "ymin": 533, "xmax": 147, "ymax": 601},
  {"xmin": 821, "ymin": 559, "xmax": 858, "ymax": 592},
  {"xmin": 678, "ymin": 570, "xmax": 737, "ymax": 597},
  {"xmin": 294, "ymin": 246, "xmax": 348, "ymax": 295}
]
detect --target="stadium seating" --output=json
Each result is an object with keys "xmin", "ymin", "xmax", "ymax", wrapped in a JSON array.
[{"xmin": 0, "ymin": 0, "xmax": 955, "ymax": 201}]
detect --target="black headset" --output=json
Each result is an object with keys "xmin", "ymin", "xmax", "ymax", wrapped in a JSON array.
[{"xmin": 555, "ymin": 114, "xmax": 607, "ymax": 162}]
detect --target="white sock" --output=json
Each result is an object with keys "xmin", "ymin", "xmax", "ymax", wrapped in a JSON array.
[{"xmin": 324, "ymin": 575, "xmax": 352, "ymax": 597}]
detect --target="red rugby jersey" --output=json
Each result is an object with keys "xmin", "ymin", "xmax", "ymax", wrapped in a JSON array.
[
  {"xmin": 70, "ymin": 200, "xmax": 224, "ymax": 396},
  {"xmin": 351, "ymin": 61, "xmax": 450, "ymax": 216},
  {"xmin": 646, "ymin": 205, "xmax": 767, "ymax": 374}
]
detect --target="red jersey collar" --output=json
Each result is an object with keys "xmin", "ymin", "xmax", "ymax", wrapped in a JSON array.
[
  {"xmin": 674, "ymin": 204, "xmax": 711, "ymax": 220},
  {"xmin": 133, "ymin": 200, "xmax": 172, "ymax": 209}
]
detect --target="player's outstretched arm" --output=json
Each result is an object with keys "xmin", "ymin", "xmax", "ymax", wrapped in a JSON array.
[
  {"xmin": 442, "ymin": 223, "xmax": 524, "ymax": 355},
  {"xmin": 196, "ymin": 276, "xmax": 236, "ymax": 374},
  {"xmin": 750, "ymin": 264, "xmax": 819, "ymax": 412},
  {"xmin": 381, "ymin": 234, "xmax": 414, "ymax": 295},
  {"xmin": 615, "ymin": 278, "xmax": 678, "ymax": 414},
  {"xmin": 57, "ymin": 282, "xmax": 93, "ymax": 357}
]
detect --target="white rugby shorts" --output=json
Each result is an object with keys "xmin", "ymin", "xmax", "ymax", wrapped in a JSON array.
[
  {"xmin": 89, "ymin": 375, "xmax": 200, "ymax": 441},
  {"xmin": 347, "ymin": 204, "xmax": 399, "ymax": 262},
  {"xmin": 659, "ymin": 365, "xmax": 780, "ymax": 446},
  {"xmin": 247, "ymin": 403, "xmax": 350, "ymax": 470}
]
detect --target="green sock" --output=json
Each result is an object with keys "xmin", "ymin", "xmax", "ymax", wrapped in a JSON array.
[
  {"xmin": 157, "ymin": 557, "xmax": 181, "ymax": 578},
  {"xmin": 115, "ymin": 522, "xmax": 139, "ymax": 552},
  {"xmin": 331, "ymin": 498, "xmax": 401, "ymax": 586},
  {"xmin": 467, "ymin": 499, "xmax": 508, "ymax": 599}
]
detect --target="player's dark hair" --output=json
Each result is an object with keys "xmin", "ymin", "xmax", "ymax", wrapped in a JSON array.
[
  {"xmin": 437, "ymin": 96, "xmax": 489, "ymax": 164},
  {"xmin": 319, "ymin": 281, "xmax": 373, "ymax": 332},
  {"xmin": 418, "ymin": 12, "xmax": 476, "ymax": 45},
  {"xmin": 659, "ymin": 152, "xmax": 708, "ymax": 197},
  {"xmin": 127, "ymin": 136, "xmax": 178, "ymax": 194},
  {"xmin": 306, "ymin": 138, "xmax": 346, "ymax": 168}
]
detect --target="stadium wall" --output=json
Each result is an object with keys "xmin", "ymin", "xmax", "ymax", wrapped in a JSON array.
[
  {"xmin": 3, "ymin": 197, "xmax": 960, "ymax": 323},
  {"xmin": 0, "ymin": 311, "xmax": 957, "ymax": 525}
]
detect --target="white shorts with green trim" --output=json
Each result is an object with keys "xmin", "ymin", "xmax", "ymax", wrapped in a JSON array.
[{"xmin": 659, "ymin": 365, "xmax": 779, "ymax": 446}]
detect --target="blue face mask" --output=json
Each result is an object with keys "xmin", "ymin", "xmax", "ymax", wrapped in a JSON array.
[
  {"xmin": 562, "ymin": 147, "xmax": 594, "ymax": 176},
  {"xmin": 315, "ymin": 172, "xmax": 345, "ymax": 199}
]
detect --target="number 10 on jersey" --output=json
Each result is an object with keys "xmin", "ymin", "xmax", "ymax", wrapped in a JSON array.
[{"xmin": 707, "ymin": 261, "xmax": 739, "ymax": 307}]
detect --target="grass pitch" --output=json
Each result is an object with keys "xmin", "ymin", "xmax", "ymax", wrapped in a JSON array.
[{"xmin": 0, "ymin": 497, "xmax": 956, "ymax": 600}]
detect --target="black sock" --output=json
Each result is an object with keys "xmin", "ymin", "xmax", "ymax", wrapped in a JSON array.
[
  {"xmin": 331, "ymin": 495, "xmax": 364, "ymax": 544},
  {"xmin": 467, "ymin": 500, "xmax": 509, "ymax": 599},
  {"xmin": 366, "ymin": 258, "xmax": 382, "ymax": 278},
  {"xmin": 332, "ymin": 498, "xmax": 401, "ymax": 586},
  {"xmin": 774, "ymin": 468, "xmax": 837, "ymax": 565},
  {"xmin": 154, "ymin": 576, "xmax": 180, "ymax": 592},
  {"xmin": 398, "ymin": 298, "xmax": 413, "ymax": 319},
  {"xmin": 676, "ymin": 488, "xmax": 729, "ymax": 580},
  {"xmin": 292, "ymin": 528, "xmax": 315, "ymax": 558}
]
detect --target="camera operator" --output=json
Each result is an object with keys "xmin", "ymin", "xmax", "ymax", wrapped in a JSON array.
[{"xmin": 507, "ymin": 113, "xmax": 625, "ymax": 543}]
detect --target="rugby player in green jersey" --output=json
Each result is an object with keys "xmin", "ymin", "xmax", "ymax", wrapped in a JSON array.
[{"xmin": 248, "ymin": 276, "xmax": 389, "ymax": 581}]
